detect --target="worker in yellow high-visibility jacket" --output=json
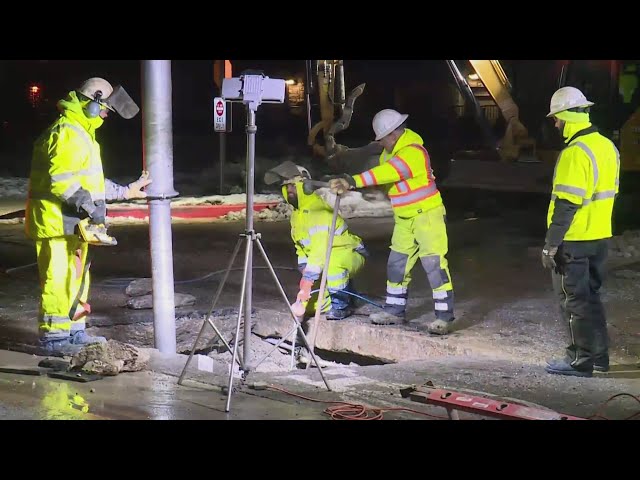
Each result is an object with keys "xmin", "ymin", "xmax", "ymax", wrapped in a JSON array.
[
  {"xmin": 25, "ymin": 77, "xmax": 150, "ymax": 357},
  {"xmin": 328, "ymin": 109, "xmax": 455, "ymax": 335},
  {"xmin": 541, "ymin": 86, "xmax": 620, "ymax": 378},
  {"xmin": 283, "ymin": 166, "xmax": 367, "ymax": 321}
]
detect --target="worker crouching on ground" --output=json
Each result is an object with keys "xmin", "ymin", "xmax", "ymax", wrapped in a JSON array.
[
  {"xmin": 25, "ymin": 77, "xmax": 152, "ymax": 357},
  {"xmin": 264, "ymin": 162, "xmax": 368, "ymax": 365},
  {"xmin": 327, "ymin": 109, "xmax": 456, "ymax": 335},
  {"xmin": 541, "ymin": 86, "xmax": 619, "ymax": 377}
]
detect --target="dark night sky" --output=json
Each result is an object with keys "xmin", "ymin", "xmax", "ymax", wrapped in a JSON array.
[{"xmin": 0, "ymin": 60, "xmax": 568, "ymax": 178}]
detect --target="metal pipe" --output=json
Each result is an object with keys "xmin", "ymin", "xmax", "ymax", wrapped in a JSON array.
[
  {"xmin": 336, "ymin": 60, "xmax": 346, "ymax": 114},
  {"xmin": 142, "ymin": 60, "xmax": 178, "ymax": 354},
  {"xmin": 305, "ymin": 60, "xmax": 314, "ymax": 134},
  {"xmin": 243, "ymin": 107, "xmax": 257, "ymax": 366}
]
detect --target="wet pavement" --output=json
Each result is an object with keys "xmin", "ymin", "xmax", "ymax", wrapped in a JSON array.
[
  {"xmin": 1, "ymin": 189, "xmax": 640, "ymax": 419},
  {"xmin": 0, "ymin": 350, "xmax": 328, "ymax": 420}
]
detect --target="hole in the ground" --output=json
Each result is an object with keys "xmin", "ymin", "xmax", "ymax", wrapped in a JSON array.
[{"xmin": 314, "ymin": 348, "xmax": 388, "ymax": 366}]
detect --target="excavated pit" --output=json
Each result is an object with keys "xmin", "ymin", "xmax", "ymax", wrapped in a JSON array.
[{"xmin": 87, "ymin": 306, "xmax": 466, "ymax": 371}]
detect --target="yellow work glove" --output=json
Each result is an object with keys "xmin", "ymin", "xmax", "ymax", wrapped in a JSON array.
[
  {"xmin": 327, "ymin": 174, "xmax": 355, "ymax": 195},
  {"xmin": 124, "ymin": 171, "xmax": 152, "ymax": 199}
]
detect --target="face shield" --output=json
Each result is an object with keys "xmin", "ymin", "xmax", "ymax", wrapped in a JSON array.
[
  {"xmin": 264, "ymin": 160, "xmax": 309, "ymax": 186},
  {"xmin": 104, "ymin": 85, "xmax": 140, "ymax": 119}
]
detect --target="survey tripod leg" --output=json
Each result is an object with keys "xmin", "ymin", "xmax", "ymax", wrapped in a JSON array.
[
  {"xmin": 178, "ymin": 236, "xmax": 244, "ymax": 386},
  {"xmin": 251, "ymin": 237, "xmax": 332, "ymax": 391},
  {"xmin": 225, "ymin": 232, "xmax": 254, "ymax": 412}
]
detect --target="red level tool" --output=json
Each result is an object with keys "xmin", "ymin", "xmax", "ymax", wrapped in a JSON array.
[{"xmin": 408, "ymin": 386, "xmax": 585, "ymax": 420}]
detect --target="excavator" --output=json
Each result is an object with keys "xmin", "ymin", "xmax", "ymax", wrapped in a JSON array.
[{"xmin": 213, "ymin": 60, "xmax": 640, "ymax": 228}]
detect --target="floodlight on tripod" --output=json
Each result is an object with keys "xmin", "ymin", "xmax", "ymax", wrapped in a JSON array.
[{"xmin": 178, "ymin": 71, "xmax": 333, "ymax": 413}]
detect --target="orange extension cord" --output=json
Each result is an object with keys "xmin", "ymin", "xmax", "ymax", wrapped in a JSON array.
[{"xmin": 260, "ymin": 385, "xmax": 640, "ymax": 421}]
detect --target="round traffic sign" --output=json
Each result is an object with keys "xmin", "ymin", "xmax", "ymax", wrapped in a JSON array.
[{"xmin": 216, "ymin": 100, "xmax": 224, "ymax": 116}]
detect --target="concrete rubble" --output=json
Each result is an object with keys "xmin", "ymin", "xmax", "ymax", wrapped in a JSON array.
[
  {"xmin": 123, "ymin": 278, "xmax": 196, "ymax": 309},
  {"xmin": 70, "ymin": 339, "xmax": 151, "ymax": 376}
]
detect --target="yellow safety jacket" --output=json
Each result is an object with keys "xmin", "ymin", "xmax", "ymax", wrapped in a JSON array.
[
  {"xmin": 353, "ymin": 128, "xmax": 443, "ymax": 218},
  {"xmin": 287, "ymin": 182, "xmax": 364, "ymax": 280},
  {"xmin": 547, "ymin": 121, "xmax": 620, "ymax": 241},
  {"xmin": 26, "ymin": 91, "xmax": 107, "ymax": 239}
]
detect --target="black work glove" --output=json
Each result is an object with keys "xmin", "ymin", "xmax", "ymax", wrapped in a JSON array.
[
  {"xmin": 541, "ymin": 244, "xmax": 559, "ymax": 271},
  {"xmin": 89, "ymin": 200, "xmax": 106, "ymax": 225},
  {"xmin": 65, "ymin": 188, "xmax": 95, "ymax": 219}
]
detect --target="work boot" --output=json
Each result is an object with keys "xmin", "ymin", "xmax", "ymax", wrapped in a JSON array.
[
  {"xmin": 545, "ymin": 358, "xmax": 593, "ymax": 377},
  {"xmin": 69, "ymin": 330, "xmax": 106, "ymax": 345},
  {"xmin": 325, "ymin": 307, "xmax": 353, "ymax": 320},
  {"xmin": 370, "ymin": 311, "xmax": 405, "ymax": 325},
  {"xmin": 39, "ymin": 338, "xmax": 84, "ymax": 357},
  {"xmin": 296, "ymin": 347, "xmax": 330, "ymax": 368},
  {"xmin": 426, "ymin": 319, "xmax": 454, "ymax": 335},
  {"xmin": 593, "ymin": 363, "xmax": 610, "ymax": 373},
  {"xmin": 593, "ymin": 354, "xmax": 609, "ymax": 373}
]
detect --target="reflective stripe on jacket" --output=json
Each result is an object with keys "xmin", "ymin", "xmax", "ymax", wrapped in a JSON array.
[
  {"xmin": 547, "ymin": 122, "xmax": 620, "ymax": 241},
  {"xmin": 353, "ymin": 128, "xmax": 442, "ymax": 218},
  {"xmin": 26, "ymin": 91, "xmax": 107, "ymax": 239}
]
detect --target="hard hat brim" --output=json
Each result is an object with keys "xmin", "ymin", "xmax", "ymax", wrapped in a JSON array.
[
  {"xmin": 374, "ymin": 113, "xmax": 409, "ymax": 141},
  {"xmin": 547, "ymin": 101, "xmax": 594, "ymax": 117}
]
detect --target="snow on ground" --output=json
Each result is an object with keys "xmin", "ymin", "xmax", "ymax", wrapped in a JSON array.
[
  {"xmin": 1, "ymin": 176, "xmax": 394, "ymax": 225},
  {"xmin": 0, "ymin": 177, "xmax": 28, "ymax": 199}
]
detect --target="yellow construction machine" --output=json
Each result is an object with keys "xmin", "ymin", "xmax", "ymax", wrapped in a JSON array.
[{"xmin": 302, "ymin": 59, "xmax": 640, "ymax": 229}]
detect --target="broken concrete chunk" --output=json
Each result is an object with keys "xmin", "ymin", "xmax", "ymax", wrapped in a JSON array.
[
  {"xmin": 70, "ymin": 339, "xmax": 151, "ymax": 376},
  {"xmin": 125, "ymin": 278, "xmax": 153, "ymax": 297},
  {"xmin": 252, "ymin": 312, "xmax": 296, "ymax": 338},
  {"xmin": 126, "ymin": 293, "xmax": 196, "ymax": 310}
]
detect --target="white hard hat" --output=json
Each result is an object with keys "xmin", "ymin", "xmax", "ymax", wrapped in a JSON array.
[
  {"xmin": 77, "ymin": 77, "xmax": 115, "ymax": 111},
  {"xmin": 296, "ymin": 165, "xmax": 311, "ymax": 179},
  {"xmin": 547, "ymin": 86, "xmax": 594, "ymax": 117},
  {"xmin": 372, "ymin": 109, "xmax": 409, "ymax": 141}
]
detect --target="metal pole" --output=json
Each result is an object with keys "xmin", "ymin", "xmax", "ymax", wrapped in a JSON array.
[
  {"xmin": 142, "ymin": 60, "xmax": 178, "ymax": 354},
  {"xmin": 219, "ymin": 132, "xmax": 226, "ymax": 194},
  {"xmin": 216, "ymin": 60, "xmax": 227, "ymax": 195},
  {"xmin": 243, "ymin": 107, "xmax": 256, "ymax": 367}
]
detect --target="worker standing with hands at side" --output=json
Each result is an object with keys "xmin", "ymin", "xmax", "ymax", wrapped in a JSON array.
[
  {"xmin": 327, "ymin": 109, "xmax": 456, "ymax": 335},
  {"xmin": 25, "ymin": 77, "xmax": 151, "ymax": 357},
  {"xmin": 541, "ymin": 86, "xmax": 619, "ymax": 377}
]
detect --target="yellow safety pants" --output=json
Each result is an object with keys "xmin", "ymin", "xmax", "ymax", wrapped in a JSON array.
[
  {"xmin": 304, "ymin": 246, "xmax": 366, "ymax": 316},
  {"xmin": 385, "ymin": 204, "xmax": 454, "ymax": 321},
  {"xmin": 36, "ymin": 236, "xmax": 91, "ymax": 341}
]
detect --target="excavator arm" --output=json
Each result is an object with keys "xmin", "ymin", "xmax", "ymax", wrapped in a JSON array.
[{"xmin": 306, "ymin": 60, "xmax": 381, "ymax": 172}]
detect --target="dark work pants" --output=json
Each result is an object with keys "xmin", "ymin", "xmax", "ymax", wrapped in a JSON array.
[{"xmin": 551, "ymin": 239, "xmax": 610, "ymax": 371}]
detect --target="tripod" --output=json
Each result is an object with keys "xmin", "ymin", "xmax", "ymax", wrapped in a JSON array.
[{"xmin": 178, "ymin": 100, "xmax": 332, "ymax": 413}]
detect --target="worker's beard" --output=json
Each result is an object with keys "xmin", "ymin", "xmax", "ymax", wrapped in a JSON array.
[{"xmin": 283, "ymin": 184, "xmax": 299, "ymax": 210}]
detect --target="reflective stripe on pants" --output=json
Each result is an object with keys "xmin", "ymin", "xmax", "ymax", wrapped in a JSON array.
[
  {"xmin": 303, "ymin": 246, "xmax": 366, "ymax": 315},
  {"xmin": 385, "ymin": 204, "xmax": 454, "ymax": 321},
  {"xmin": 550, "ymin": 239, "xmax": 609, "ymax": 370},
  {"xmin": 36, "ymin": 236, "xmax": 91, "ymax": 340}
]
